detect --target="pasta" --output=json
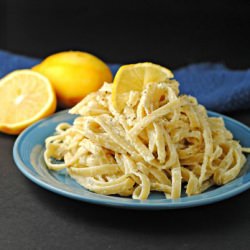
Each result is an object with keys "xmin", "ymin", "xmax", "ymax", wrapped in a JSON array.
[{"xmin": 44, "ymin": 78, "xmax": 249, "ymax": 200}]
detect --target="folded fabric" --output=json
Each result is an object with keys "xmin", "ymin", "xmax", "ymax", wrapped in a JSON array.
[{"xmin": 0, "ymin": 50, "xmax": 249, "ymax": 113}]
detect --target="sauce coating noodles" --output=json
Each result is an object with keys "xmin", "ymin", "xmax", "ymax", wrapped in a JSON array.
[{"xmin": 44, "ymin": 80, "xmax": 248, "ymax": 199}]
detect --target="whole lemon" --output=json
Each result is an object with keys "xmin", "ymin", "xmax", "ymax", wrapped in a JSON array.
[{"xmin": 32, "ymin": 51, "xmax": 113, "ymax": 108}]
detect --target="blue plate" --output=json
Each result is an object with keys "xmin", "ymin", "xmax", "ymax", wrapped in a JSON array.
[{"xmin": 13, "ymin": 110, "xmax": 250, "ymax": 209}]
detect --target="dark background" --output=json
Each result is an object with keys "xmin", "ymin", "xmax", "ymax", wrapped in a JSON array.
[
  {"xmin": 0, "ymin": 1, "xmax": 250, "ymax": 250},
  {"xmin": 0, "ymin": 0, "xmax": 249, "ymax": 69}
]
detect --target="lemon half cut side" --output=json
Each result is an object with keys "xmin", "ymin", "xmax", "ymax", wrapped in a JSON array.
[
  {"xmin": 112, "ymin": 62, "xmax": 174, "ymax": 112},
  {"xmin": 0, "ymin": 70, "xmax": 56, "ymax": 135}
]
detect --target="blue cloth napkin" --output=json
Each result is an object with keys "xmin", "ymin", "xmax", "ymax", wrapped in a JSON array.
[{"xmin": 1, "ymin": 50, "xmax": 249, "ymax": 113}]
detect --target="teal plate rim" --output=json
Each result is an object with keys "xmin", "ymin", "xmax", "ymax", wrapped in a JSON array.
[{"xmin": 13, "ymin": 110, "xmax": 250, "ymax": 210}]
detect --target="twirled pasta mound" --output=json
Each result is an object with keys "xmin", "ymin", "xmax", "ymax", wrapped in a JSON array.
[{"xmin": 44, "ymin": 80, "xmax": 249, "ymax": 200}]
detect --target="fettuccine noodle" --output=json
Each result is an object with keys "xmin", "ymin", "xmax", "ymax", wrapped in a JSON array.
[{"xmin": 44, "ymin": 79, "xmax": 249, "ymax": 200}]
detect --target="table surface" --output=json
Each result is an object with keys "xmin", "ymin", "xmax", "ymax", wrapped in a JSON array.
[{"xmin": 0, "ymin": 109, "xmax": 250, "ymax": 250}]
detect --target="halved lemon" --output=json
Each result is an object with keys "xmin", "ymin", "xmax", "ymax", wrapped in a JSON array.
[
  {"xmin": 112, "ymin": 62, "xmax": 174, "ymax": 112},
  {"xmin": 0, "ymin": 70, "xmax": 56, "ymax": 135}
]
